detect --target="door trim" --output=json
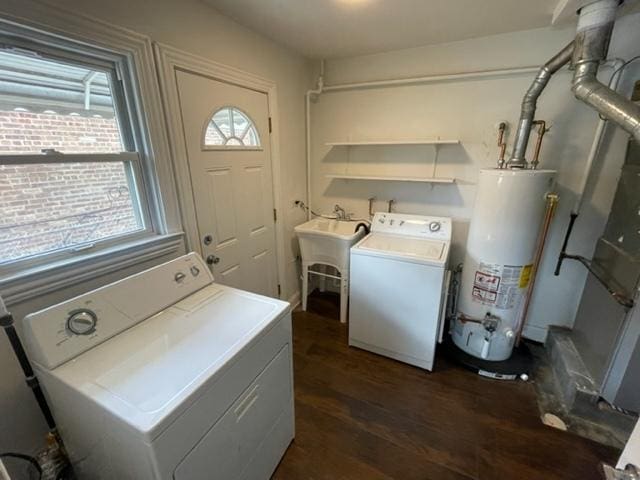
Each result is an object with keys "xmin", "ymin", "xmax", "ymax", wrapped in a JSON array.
[{"xmin": 154, "ymin": 43, "xmax": 286, "ymax": 298}]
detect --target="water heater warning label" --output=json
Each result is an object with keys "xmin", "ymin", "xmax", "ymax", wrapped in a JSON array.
[{"xmin": 472, "ymin": 262, "xmax": 531, "ymax": 310}]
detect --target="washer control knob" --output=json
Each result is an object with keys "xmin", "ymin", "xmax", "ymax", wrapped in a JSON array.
[
  {"xmin": 67, "ymin": 309, "xmax": 97, "ymax": 335},
  {"xmin": 428, "ymin": 221, "xmax": 441, "ymax": 232},
  {"xmin": 174, "ymin": 272, "xmax": 186, "ymax": 283},
  {"xmin": 190, "ymin": 266, "xmax": 200, "ymax": 277}
]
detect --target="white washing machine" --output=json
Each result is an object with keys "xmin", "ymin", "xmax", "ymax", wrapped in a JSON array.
[
  {"xmin": 349, "ymin": 213, "xmax": 451, "ymax": 371},
  {"xmin": 21, "ymin": 253, "xmax": 294, "ymax": 480}
]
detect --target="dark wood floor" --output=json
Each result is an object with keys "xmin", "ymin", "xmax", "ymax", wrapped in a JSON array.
[{"xmin": 272, "ymin": 292, "xmax": 619, "ymax": 480}]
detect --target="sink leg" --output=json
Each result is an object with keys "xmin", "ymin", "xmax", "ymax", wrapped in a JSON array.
[
  {"xmin": 302, "ymin": 264, "xmax": 309, "ymax": 311},
  {"xmin": 340, "ymin": 275, "xmax": 348, "ymax": 324}
]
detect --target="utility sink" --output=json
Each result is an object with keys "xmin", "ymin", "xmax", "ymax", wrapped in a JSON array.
[
  {"xmin": 295, "ymin": 217, "xmax": 366, "ymax": 241},
  {"xmin": 295, "ymin": 217, "xmax": 368, "ymax": 323},
  {"xmin": 295, "ymin": 218, "xmax": 367, "ymax": 268}
]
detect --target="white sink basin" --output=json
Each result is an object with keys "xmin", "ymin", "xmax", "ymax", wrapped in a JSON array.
[
  {"xmin": 295, "ymin": 218, "xmax": 368, "ymax": 270},
  {"xmin": 295, "ymin": 218, "xmax": 365, "ymax": 241}
]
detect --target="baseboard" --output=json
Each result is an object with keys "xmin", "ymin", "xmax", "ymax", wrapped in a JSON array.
[{"xmin": 288, "ymin": 290, "xmax": 301, "ymax": 310}]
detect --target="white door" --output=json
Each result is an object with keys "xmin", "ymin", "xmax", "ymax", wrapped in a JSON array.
[{"xmin": 176, "ymin": 71, "xmax": 278, "ymax": 297}]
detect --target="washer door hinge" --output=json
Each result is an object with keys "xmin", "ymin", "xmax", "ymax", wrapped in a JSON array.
[
  {"xmin": 273, "ymin": 208, "xmax": 277, "ymax": 222},
  {"xmin": 277, "ymin": 284, "xmax": 281, "ymax": 296},
  {"xmin": 268, "ymin": 117, "xmax": 272, "ymax": 134}
]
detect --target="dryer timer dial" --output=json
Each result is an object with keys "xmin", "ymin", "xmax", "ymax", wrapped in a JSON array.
[{"xmin": 67, "ymin": 309, "xmax": 98, "ymax": 335}]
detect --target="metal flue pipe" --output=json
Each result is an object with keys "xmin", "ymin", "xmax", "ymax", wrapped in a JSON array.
[
  {"xmin": 507, "ymin": 41, "xmax": 575, "ymax": 169},
  {"xmin": 572, "ymin": 0, "xmax": 640, "ymax": 143}
]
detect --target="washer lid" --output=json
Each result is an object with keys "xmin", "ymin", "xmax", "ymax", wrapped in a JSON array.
[
  {"xmin": 353, "ymin": 233, "xmax": 448, "ymax": 266},
  {"xmin": 49, "ymin": 284, "xmax": 289, "ymax": 440}
]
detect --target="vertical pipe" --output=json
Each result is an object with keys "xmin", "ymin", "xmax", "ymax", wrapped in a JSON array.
[
  {"xmin": 530, "ymin": 120, "xmax": 548, "ymax": 170},
  {"xmin": 554, "ymin": 59, "xmax": 623, "ymax": 276},
  {"xmin": 305, "ymin": 60, "xmax": 324, "ymax": 220},
  {"xmin": 515, "ymin": 194, "xmax": 558, "ymax": 344},
  {"xmin": 497, "ymin": 122, "xmax": 507, "ymax": 169}
]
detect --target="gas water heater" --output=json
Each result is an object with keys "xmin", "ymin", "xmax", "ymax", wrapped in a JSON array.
[{"xmin": 451, "ymin": 169, "xmax": 555, "ymax": 361}]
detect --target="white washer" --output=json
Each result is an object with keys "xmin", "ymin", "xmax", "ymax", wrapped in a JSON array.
[
  {"xmin": 349, "ymin": 213, "xmax": 451, "ymax": 371},
  {"xmin": 22, "ymin": 253, "xmax": 294, "ymax": 480}
]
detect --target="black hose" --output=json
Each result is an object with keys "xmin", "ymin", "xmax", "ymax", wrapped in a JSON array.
[
  {"xmin": 554, "ymin": 213, "xmax": 577, "ymax": 276},
  {"xmin": 354, "ymin": 222, "xmax": 370, "ymax": 235},
  {"xmin": 0, "ymin": 452, "xmax": 42, "ymax": 478}
]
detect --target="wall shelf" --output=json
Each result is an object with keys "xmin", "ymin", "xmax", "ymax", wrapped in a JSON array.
[
  {"xmin": 326, "ymin": 139, "xmax": 459, "ymax": 146},
  {"xmin": 325, "ymin": 174, "xmax": 455, "ymax": 183}
]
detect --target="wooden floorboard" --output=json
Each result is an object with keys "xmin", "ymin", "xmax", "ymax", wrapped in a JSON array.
[{"xmin": 272, "ymin": 292, "xmax": 619, "ymax": 480}]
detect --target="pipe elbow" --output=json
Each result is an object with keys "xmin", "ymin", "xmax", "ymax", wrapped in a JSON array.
[
  {"xmin": 573, "ymin": 70, "xmax": 640, "ymax": 142},
  {"xmin": 571, "ymin": 75, "xmax": 599, "ymax": 102}
]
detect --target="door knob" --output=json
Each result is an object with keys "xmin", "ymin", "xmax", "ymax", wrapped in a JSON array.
[
  {"xmin": 203, "ymin": 234, "xmax": 213, "ymax": 245},
  {"xmin": 206, "ymin": 255, "xmax": 220, "ymax": 265}
]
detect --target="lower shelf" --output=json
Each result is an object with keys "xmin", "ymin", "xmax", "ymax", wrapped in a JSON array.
[{"xmin": 325, "ymin": 174, "xmax": 455, "ymax": 183}]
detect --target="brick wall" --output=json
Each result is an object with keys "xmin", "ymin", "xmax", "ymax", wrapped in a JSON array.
[
  {"xmin": 0, "ymin": 110, "xmax": 123, "ymax": 154},
  {"xmin": 0, "ymin": 110, "xmax": 140, "ymax": 263}
]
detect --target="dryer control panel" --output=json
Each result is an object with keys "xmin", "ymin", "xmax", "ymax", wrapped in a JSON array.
[
  {"xmin": 23, "ymin": 253, "xmax": 213, "ymax": 370},
  {"xmin": 371, "ymin": 213, "xmax": 452, "ymax": 240}
]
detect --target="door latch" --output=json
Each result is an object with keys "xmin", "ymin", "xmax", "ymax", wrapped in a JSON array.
[{"xmin": 206, "ymin": 255, "xmax": 220, "ymax": 265}]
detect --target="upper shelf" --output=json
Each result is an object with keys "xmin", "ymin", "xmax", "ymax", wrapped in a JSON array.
[
  {"xmin": 325, "ymin": 139, "xmax": 460, "ymax": 146},
  {"xmin": 325, "ymin": 174, "xmax": 455, "ymax": 183}
]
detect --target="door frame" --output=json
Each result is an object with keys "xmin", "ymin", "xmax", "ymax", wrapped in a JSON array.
[{"xmin": 154, "ymin": 43, "xmax": 286, "ymax": 298}]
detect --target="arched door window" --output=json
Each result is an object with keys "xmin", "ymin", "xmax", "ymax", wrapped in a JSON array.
[{"xmin": 203, "ymin": 107, "xmax": 261, "ymax": 149}]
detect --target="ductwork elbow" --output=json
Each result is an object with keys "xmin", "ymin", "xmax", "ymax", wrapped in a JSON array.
[
  {"xmin": 572, "ymin": 64, "xmax": 640, "ymax": 144},
  {"xmin": 572, "ymin": 0, "xmax": 640, "ymax": 144}
]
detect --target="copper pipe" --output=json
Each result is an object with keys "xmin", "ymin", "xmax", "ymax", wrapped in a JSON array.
[
  {"xmin": 497, "ymin": 122, "xmax": 507, "ymax": 169},
  {"xmin": 515, "ymin": 193, "xmax": 558, "ymax": 345},
  {"xmin": 530, "ymin": 120, "xmax": 548, "ymax": 170},
  {"xmin": 458, "ymin": 313, "xmax": 484, "ymax": 324}
]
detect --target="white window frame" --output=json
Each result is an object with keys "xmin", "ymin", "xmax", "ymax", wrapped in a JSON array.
[
  {"xmin": 0, "ymin": 7, "xmax": 185, "ymax": 305},
  {"xmin": 202, "ymin": 105, "xmax": 263, "ymax": 151}
]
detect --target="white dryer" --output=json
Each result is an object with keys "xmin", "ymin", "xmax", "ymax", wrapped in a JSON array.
[
  {"xmin": 22, "ymin": 253, "xmax": 294, "ymax": 480},
  {"xmin": 349, "ymin": 213, "xmax": 451, "ymax": 371}
]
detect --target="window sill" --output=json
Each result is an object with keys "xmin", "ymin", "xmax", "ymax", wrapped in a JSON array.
[{"xmin": 0, "ymin": 232, "xmax": 185, "ymax": 306}]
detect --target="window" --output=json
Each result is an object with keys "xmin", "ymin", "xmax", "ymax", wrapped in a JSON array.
[
  {"xmin": 203, "ymin": 107, "xmax": 261, "ymax": 148},
  {"xmin": 0, "ymin": 38, "xmax": 152, "ymax": 270}
]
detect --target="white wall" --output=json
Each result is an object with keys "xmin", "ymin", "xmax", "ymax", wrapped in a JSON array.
[
  {"xmin": 0, "ymin": 0, "xmax": 312, "ymax": 454},
  {"xmin": 310, "ymin": 13, "xmax": 640, "ymax": 341}
]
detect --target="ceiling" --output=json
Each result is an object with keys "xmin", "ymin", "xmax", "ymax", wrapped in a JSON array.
[{"xmin": 205, "ymin": 0, "xmax": 561, "ymax": 58}]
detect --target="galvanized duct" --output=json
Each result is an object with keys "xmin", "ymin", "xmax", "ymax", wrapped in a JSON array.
[
  {"xmin": 507, "ymin": 41, "xmax": 575, "ymax": 169},
  {"xmin": 572, "ymin": 0, "xmax": 640, "ymax": 144}
]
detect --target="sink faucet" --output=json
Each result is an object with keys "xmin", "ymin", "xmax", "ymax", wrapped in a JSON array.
[{"xmin": 333, "ymin": 204, "xmax": 350, "ymax": 220}]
